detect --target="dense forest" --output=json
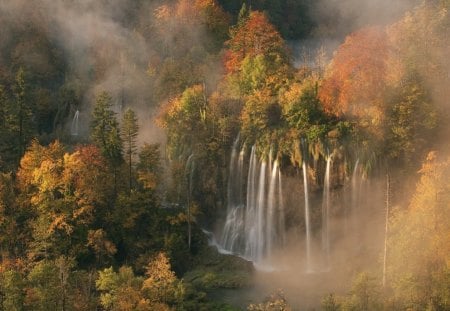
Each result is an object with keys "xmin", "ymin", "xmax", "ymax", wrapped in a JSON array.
[{"xmin": 0, "ymin": 0, "xmax": 449, "ymax": 310}]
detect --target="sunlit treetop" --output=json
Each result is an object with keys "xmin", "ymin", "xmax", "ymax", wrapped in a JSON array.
[
  {"xmin": 224, "ymin": 10, "xmax": 289, "ymax": 74},
  {"xmin": 319, "ymin": 27, "xmax": 388, "ymax": 121}
]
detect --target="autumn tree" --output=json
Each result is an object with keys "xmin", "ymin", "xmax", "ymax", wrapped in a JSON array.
[
  {"xmin": 319, "ymin": 27, "xmax": 388, "ymax": 139},
  {"xmin": 142, "ymin": 252, "xmax": 179, "ymax": 305},
  {"xmin": 137, "ymin": 143, "xmax": 162, "ymax": 191},
  {"xmin": 224, "ymin": 11, "xmax": 288, "ymax": 74},
  {"xmin": 280, "ymin": 77, "xmax": 328, "ymax": 142},
  {"xmin": 387, "ymin": 152, "xmax": 450, "ymax": 310},
  {"xmin": 96, "ymin": 266, "xmax": 144, "ymax": 311},
  {"xmin": 158, "ymin": 85, "xmax": 207, "ymax": 160}
]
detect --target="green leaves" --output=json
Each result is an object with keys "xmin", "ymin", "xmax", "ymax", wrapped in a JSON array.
[{"xmin": 91, "ymin": 91, "xmax": 123, "ymax": 166}]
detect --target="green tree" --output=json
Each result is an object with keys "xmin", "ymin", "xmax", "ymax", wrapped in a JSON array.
[
  {"xmin": 0, "ymin": 173, "xmax": 20, "ymax": 257},
  {"xmin": 137, "ymin": 143, "xmax": 162, "ymax": 191},
  {"xmin": 26, "ymin": 260, "xmax": 63, "ymax": 311},
  {"xmin": 341, "ymin": 272, "xmax": 382, "ymax": 311},
  {"xmin": 91, "ymin": 92, "xmax": 123, "ymax": 193},
  {"xmin": 96, "ymin": 266, "xmax": 146, "ymax": 311},
  {"xmin": 121, "ymin": 108, "xmax": 139, "ymax": 194},
  {"xmin": 9, "ymin": 68, "xmax": 35, "ymax": 164},
  {"xmin": 0, "ymin": 269, "xmax": 25, "ymax": 311},
  {"xmin": 322, "ymin": 293, "xmax": 341, "ymax": 311}
]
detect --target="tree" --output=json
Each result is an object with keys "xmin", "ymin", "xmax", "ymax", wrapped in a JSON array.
[
  {"xmin": 319, "ymin": 27, "xmax": 388, "ymax": 139},
  {"xmin": 247, "ymin": 289, "xmax": 292, "ymax": 310},
  {"xmin": 142, "ymin": 252, "xmax": 178, "ymax": 305},
  {"xmin": 224, "ymin": 11, "xmax": 289, "ymax": 74},
  {"xmin": 91, "ymin": 92, "xmax": 123, "ymax": 193},
  {"xmin": 280, "ymin": 78, "xmax": 328, "ymax": 142},
  {"xmin": 340, "ymin": 272, "xmax": 382, "ymax": 311},
  {"xmin": 385, "ymin": 75, "xmax": 437, "ymax": 167},
  {"xmin": 0, "ymin": 173, "xmax": 20, "ymax": 257},
  {"xmin": 387, "ymin": 152, "xmax": 450, "ymax": 310},
  {"xmin": 157, "ymin": 85, "xmax": 207, "ymax": 160},
  {"xmin": 322, "ymin": 293, "xmax": 341, "ymax": 311},
  {"xmin": 121, "ymin": 108, "xmax": 139, "ymax": 194},
  {"xmin": 136, "ymin": 143, "xmax": 162, "ymax": 191},
  {"xmin": 11, "ymin": 68, "xmax": 34, "ymax": 163},
  {"xmin": 0, "ymin": 269, "xmax": 25, "ymax": 311},
  {"xmin": 26, "ymin": 260, "xmax": 63, "ymax": 311}
]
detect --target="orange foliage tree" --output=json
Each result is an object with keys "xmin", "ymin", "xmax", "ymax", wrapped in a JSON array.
[
  {"xmin": 224, "ymin": 11, "xmax": 288, "ymax": 74},
  {"xmin": 319, "ymin": 27, "xmax": 388, "ymax": 128}
]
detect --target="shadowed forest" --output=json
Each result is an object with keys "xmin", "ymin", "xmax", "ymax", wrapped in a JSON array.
[{"xmin": 0, "ymin": 0, "xmax": 449, "ymax": 310}]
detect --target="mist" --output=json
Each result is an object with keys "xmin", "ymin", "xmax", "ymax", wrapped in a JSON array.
[{"xmin": 0, "ymin": 0, "xmax": 225, "ymax": 146}]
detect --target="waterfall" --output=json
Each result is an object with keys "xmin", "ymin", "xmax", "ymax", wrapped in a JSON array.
[
  {"xmin": 219, "ymin": 142, "xmax": 286, "ymax": 265},
  {"xmin": 255, "ymin": 161, "xmax": 267, "ymax": 262},
  {"xmin": 322, "ymin": 156, "xmax": 332, "ymax": 268},
  {"xmin": 71, "ymin": 110, "xmax": 79, "ymax": 136},
  {"xmin": 302, "ymin": 161, "xmax": 312, "ymax": 271},
  {"xmin": 244, "ymin": 146, "xmax": 258, "ymax": 259},
  {"xmin": 278, "ymin": 170, "xmax": 286, "ymax": 247},
  {"xmin": 350, "ymin": 159, "xmax": 360, "ymax": 232},
  {"xmin": 221, "ymin": 138, "xmax": 244, "ymax": 252},
  {"xmin": 266, "ymin": 160, "xmax": 278, "ymax": 257}
]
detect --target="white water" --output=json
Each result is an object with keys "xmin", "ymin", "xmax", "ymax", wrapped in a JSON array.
[
  {"xmin": 302, "ymin": 161, "xmax": 312, "ymax": 272},
  {"xmin": 220, "ymin": 143, "xmax": 286, "ymax": 265},
  {"xmin": 322, "ymin": 156, "xmax": 331, "ymax": 269},
  {"xmin": 71, "ymin": 110, "xmax": 79, "ymax": 136},
  {"xmin": 221, "ymin": 137, "xmax": 245, "ymax": 252},
  {"xmin": 255, "ymin": 161, "xmax": 267, "ymax": 262},
  {"xmin": 350, "ymin": 159, "xmax": 360, "ymax": 232},
  {"xmin": 266, "ymin": 160, "xmax": 278, "ymax": 257}
]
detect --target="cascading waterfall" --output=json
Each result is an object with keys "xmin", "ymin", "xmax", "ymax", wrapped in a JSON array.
[
  {"xmin": 278, "ymin": 171, "xmax": 285, "ymax": 247},
  {"xmin": 322, "ymin": 156, "xmax": 332, "ymax": 268},
  {"xmin": 244, "ymin": 146, "xmax": 258, "ymax": 258},
  {"xmin": 266, "ymin": 160, "xmax": 278, "ymax": 257},
  {"xmin": 302, "ymin": 161, "xmax": 312, "ymax": 271},
  {"xmin": 220, "ymin": 143, "xmax": 286, "ymax": 264},
  {"xmin": 350, "ymin": 159, "xmax": 361, "ymax": 231},
  {"xmin": 215, "ymin": 140, "xmax": 382, "ymax": 274},
  {"xmin": 351, "ymin": 159, "xmax": 360, "ymax": 211},
  {"xmin": 221, "ymin": 138, "xmax": 245, "ymax": 252},
  {"xmin": 255, "ymin": 161, "xmax": 267, "ymax": 262},
  {"xmin": 71, "ymin": 110, "xmax": 79, "ymax": 136}
]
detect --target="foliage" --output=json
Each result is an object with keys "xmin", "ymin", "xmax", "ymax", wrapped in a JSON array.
[
  {"xmin": 91, "ymin": 91, "xmax": 123, "ymax": 167},
  {"xmin": 137, "ymin": 143, "xmax": 162, "ymax": 191},
  {"xmin": 0, "ymin": 1, "xmax": 449, "ymax": 310},
  {"xmin": 321, "ymin": 294, "xmax": 340, "ymax": 311},
  {"xmin": 224, "ymin": 11, "xmax": 289, "ymax": 74},
  {"xmin": 319, "ymin": 27, "xmax": 388, "ymax": 135},
  {"xmin": 387, "ymin": 152, "xmax": 450, "ymax": 310},
  {"xmin": 247, "ymin": 289, "xmax": 292, "ymax": 311}
]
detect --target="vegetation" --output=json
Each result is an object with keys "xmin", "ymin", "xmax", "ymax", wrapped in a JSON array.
[{"xmin": 0, "ymin": 0, "xmax": 449, "ymax": 310}]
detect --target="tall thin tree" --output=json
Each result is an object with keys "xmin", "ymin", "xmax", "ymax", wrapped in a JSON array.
[
  {"xmin": 121, "ymin": 108, "xmax": 139, "ymax": 194},
  {"xmin": 91, "ymin": 92, "xmax": 123, "ymax": 193}
]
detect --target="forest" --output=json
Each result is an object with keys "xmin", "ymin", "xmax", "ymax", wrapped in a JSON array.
[{"xmin": 0, "ymin": 0, "xmax": 449, "ymax": 310}]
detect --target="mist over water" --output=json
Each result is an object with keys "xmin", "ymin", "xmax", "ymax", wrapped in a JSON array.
[{"xmin": 212, "ymin": 135, "xmax": 391, "ymax": 308}]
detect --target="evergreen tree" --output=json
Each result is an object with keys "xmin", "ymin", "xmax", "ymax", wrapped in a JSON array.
[
  {"xmin": 121, "ymin": 108, "xmax": 139, "ymax": 194},
  {"xmin": 11, "ymin": 68, "xmax": 34, "ymax": 165},
  {"xmin": 91, "ymin": 92, "xmax": 123, "ymax": 192}
]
